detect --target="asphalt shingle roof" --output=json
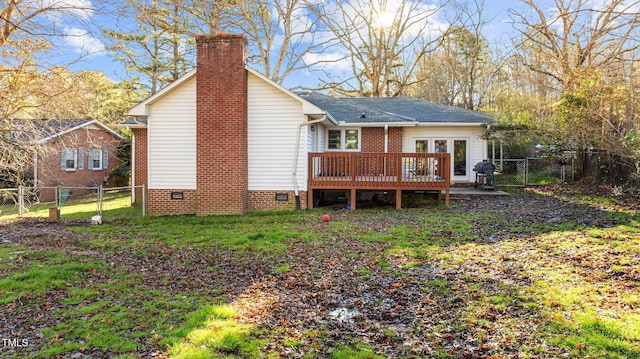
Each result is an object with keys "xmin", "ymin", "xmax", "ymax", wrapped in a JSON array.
[
  {"xmin": 7, "ymin": 119, "xmax": 93, "ymax": 142},
  {"xmin": 299, "ymin": 92, "xmax": 493, "ymax": 124},
  {"xmin": 118, "ymin": 118, "xmax": 148, "ymax": 126}
]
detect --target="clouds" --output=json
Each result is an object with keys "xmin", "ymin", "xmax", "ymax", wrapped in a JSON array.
[
  {"xmin": 62, "ymin": 27, "xmax": 105, "ymax": 56},
  {"xmin": 35, "ymin": 0, "xmax": 106, "ymax": 57},
  {"xmin": 32, "ymin": 0, "xmax": 95, "ymax": 22}
]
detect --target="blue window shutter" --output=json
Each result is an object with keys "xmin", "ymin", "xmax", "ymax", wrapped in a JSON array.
[
  {"xmin": 60, "ymin": 149, "xmax": 66, "ymax": 170},
  {"xmin": 103, "ymin": 149, "xmax": 108, "ymax": 169},
  {"xmin": 78, "ymin": 149, "xmax": 84, "ymax": 170}
]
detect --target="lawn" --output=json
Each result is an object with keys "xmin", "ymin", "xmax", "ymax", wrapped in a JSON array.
[
  {"xmin": 0, "ymin": 191, "xmax": 140, "ymax": 220},
  {"xmin": 0, "ymin": 185, "xmax": 639, "ymax": 358}
]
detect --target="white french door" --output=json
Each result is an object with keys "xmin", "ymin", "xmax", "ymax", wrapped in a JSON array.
[{"xmin": 414, "ymin": 138, "xmax": 469, "ymax": 181}]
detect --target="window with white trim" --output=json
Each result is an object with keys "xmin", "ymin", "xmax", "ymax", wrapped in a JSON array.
[
  {"xmin": 60, "ymin": 148, "xmax": 77, "ymax": 171},
  {"xmin": 88, "ymin": 148, "xmax": 102, "ymax": 170},
  {"xmin": 327, "ymin": 128, "xmax": 360, "ymax": 151}
]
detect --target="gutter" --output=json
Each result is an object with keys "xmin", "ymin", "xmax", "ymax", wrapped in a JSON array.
[
  {"xmin": 338, "ymin": 121, "xmax": 418, "ymax": 127},
  {"xmin": 292, "ymin": 116, "xmax": 326, "ymax": 211}
]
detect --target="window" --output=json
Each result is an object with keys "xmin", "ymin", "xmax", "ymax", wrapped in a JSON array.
[
  {"xmin": 60, "ymin": 148, "xmax": 77, "ymax": 171},
  {"xmin": 88, "ymin": 148, "xmax": 105, "ymax": 170},
  {"xmin": 87, "ymin": 149, "xmax": 109, "ymax": 170},
  {"xmin": 327, "ymin": 128, "xmax": 360, "ymax": 151},
  {"xmin": 414, "ymin": 138, "xmax": 469, "ymax": 179}
]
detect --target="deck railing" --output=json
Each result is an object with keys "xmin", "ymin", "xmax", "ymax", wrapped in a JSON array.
[{"xmin": 308, "ymin": 152, "xmax": 451, "ymax": 208}]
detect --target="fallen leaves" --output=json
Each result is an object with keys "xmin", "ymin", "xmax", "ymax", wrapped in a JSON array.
[{"xmin": 1, "ymin": 185, "xmax": 639, "ymax": 358}]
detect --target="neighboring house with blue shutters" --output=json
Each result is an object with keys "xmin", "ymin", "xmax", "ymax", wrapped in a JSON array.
[{"xmin": 24, "ymin": 119, "xmax": 124, "ymax": 201}]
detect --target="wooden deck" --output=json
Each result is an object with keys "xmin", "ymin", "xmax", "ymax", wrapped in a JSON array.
[{"xmin": 308, "ymin": 152, "xmax": 451, "ymax": 209}]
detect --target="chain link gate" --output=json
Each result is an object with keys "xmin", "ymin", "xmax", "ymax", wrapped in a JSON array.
[
  {"xmin": 493, "ymin": 159, "xmax": 526, "ymax": 187},
  {"xmin": 492, "ymin": 158, "xmax": 573, "ymax": 187}
]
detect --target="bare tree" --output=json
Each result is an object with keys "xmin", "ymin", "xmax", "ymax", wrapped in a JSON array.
[
  {"xmin": 408, "ymin": 24, "xmax": 491, "ymax": 110},
  {"xmin": 0, "ymin": 0, "xmax": 95, "ymax": 47},
  {"xmin": 305, "ymin": 0, "xmax": 449, "ymax": 97},
  {"xmin": 510, "ymin": 0, "xmax": 640, "ymax": 180},
  {"xmin": 511, "ymin": 0, "xmax": 640, "ymax": 93},
  {"xmin": 183, "ymin": 0, "xmax": 241, "ymax": 34},
  {"xmin": 1, "ymin": 0, "xmax": 107, "ymax": 119},
  {"xmin": 0, "ymin": 1, "xmax": 121, "ymax": 189},
  {"xmin": 233, "ymin": 0, "xmax": 335, "ymax": 85}
]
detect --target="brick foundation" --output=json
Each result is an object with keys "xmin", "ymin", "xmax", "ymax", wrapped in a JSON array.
[
  {"xmin": 248, "ymin": 191, "xmax": 307, "ymax": 212},
  {"xmin": 147, "ymin": 189, "xmax": 197, "ymax": 216}
]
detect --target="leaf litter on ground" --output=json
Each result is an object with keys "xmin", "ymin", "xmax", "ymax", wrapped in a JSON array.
[{"xmin": 0, "ymin": 184, "xmax": 639, "ymax": 358}]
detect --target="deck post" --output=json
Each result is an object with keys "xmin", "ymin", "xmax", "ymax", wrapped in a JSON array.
[
  {"xmin": 396, "ymin": 190, "xmax": 402, "ymax": 209},
  {"xmin": 350, "ymin": 188, "xmax": 356, "ymax": 210}
]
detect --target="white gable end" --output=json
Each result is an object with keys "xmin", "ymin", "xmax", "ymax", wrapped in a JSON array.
[
  {"xmin": 148, "ymin": 76, "xmax": 197, "ymax": 189},
  {"xmin": 248, "ymin": 72, "xmax": 308, "ymax": 191}
]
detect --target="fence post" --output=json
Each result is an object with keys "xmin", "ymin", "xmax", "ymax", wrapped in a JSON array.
[
  {"xmin": 131, "ymin": 183, "xmax": 135, "ymax": 205},
  {"xmin": 142, "ymin": 184, "xmax": 147, "ymax": 218},
  {"xmin": 18, "ymin": 186, "xmax": 24, "ymax": 216},
  {"xmin": 98, "ymin": 185, "xmax": 104, "ymax": 215}
]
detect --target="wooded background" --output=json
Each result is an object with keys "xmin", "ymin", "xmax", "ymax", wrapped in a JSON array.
[{"xmin": 2, "ymin": 0, "xmax": 640, "ymax": 187}]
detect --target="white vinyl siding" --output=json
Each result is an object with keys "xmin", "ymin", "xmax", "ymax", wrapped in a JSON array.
[
  {"xmin": 402, "ymin": 126, "xmax": 486, "ymax": 184},
  {"xmin": 148, "ymin": 77, "xmax": 197, "ymax": 189},
  {"xmin": 317, "ymin": 124, "xmax": 326, "ymax": 153},
  {"xmin": 248, "ymin": 73, "xmax": 308, "ymax": 191}
]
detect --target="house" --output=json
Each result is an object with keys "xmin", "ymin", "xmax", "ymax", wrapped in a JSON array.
[
  {"xmin": 118, "ymin": 34, "xmax": 493, "ymax": 217},
  {"xmin": 21, "ymin": 119, "xmax": 125, "ymax": 201}
]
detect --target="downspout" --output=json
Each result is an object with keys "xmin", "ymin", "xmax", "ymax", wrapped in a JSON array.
[
  {"xmin": 384, "ymin": 124, "xmax": 389, "ymax": 153},
  {"xmin": 384, "ymin": 124, "xmax": 389, "ymax": 176},
  {"xmin": 293, "ymin": 116, "xmax": 326, "ymax": 210},
  {"xmin": 131, "ymin": 130, "xmax": 136, "ymax": 205}
]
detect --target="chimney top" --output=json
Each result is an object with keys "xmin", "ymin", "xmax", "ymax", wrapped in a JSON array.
[{"xmin": 195, "ymin": 33, "xmax": 246, "ymax": 44}]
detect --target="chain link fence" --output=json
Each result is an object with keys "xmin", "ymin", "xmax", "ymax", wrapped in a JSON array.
[
  {"xmin": 491, "ymin": 157, "xmax": 574, "ymax": 187},
  {"xmin": 0, "ymin": 185, "xmax": 146, "ymax": 219}
]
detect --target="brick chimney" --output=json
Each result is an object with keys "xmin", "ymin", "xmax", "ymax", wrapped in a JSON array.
[{"xmin": 195, "ymin": 34, "xmax": 249, "ymax": 215}]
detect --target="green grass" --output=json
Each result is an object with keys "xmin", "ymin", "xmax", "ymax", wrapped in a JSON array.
[
  {"xmin": 332, "ymin": 343, "xmax": 385, "ymax": 359},
  {"xmin": 1, "ymin": 189, "xmax": 639, "ymax": 358},
  {"xmin": 0, "ymin": 251, "xmax": 102, "ymax": 305},
  {"xmin": 0, "ymin": 192, "xmax": 139, "ymax": 220},
  {"xmin": 168, "ymin": 304, "xmax": 265, "ymax": 358}
]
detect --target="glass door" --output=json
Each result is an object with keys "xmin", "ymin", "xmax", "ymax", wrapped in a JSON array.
[
  {"xmin": 434, "ymin": 139, "xmax": 447, "ymax": 153},
  {"xmin": 453, "ymin": 140, "xmax": 467, "ymax": 178},
  {"xmin": 415, "ymin": 140, "xmax": 428, "ymax": 153},
  {"xmin": 413, "ymin": 138, "xmax": 470, "ymax": 181}
]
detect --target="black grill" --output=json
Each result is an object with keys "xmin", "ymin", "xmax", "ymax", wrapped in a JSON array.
[{"xmin": 473, "ymin": 161, "xmax": 496, "ymax": 191}]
